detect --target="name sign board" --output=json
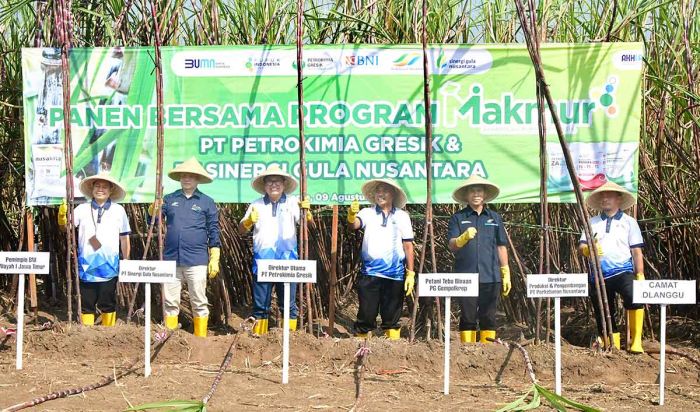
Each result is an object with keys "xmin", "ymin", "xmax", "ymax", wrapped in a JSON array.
[
  {"xmin": 0, "ymin": 252, "xmax": 50, "ymax": 274},
  {"xmin": 527, "ymin": 274, "xmax": 588, "ymax": 298},
  {"xmin": 119, "ymin": 260, "xmax": 178, "ymax": 283},
  {"xmin": 633, "ymin": 280, "xmax": 696, "ymax": 305},
  {"xmin": 418, "ymin": 273, "xmax": 479, "ymax": 297},
  {"xmin": 257, "ymin": 260, "xmax": 317, "ymax": 283}
]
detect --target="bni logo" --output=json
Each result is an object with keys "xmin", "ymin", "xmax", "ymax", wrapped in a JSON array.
[
  {"xmin": 344, "ymin": 55, "xmax": 379, "ymax": 66},
  {"xmin": 184, "ymin": 58, "xmax": 215, "ymax": 69}
]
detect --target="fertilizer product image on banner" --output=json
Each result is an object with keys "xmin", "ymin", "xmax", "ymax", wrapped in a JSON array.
[{"xmin": 21, "ymin": 43, "xmax": 643, "ymax": 205}]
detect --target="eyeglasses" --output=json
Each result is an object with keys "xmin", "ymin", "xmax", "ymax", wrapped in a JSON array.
[{"xmin": 265, "ymin": 179, "xmax": 284, "ymax": 186}]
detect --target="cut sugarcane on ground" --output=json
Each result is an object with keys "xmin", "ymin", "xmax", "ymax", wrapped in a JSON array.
[{"xmin": 1, "ymin": 311, "xmax": 698, "ymax": 411}]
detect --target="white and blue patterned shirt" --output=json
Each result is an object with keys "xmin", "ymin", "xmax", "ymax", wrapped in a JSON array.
[
  {"xmin": 357, "ymin": 206, "xmax": 414, "ymax": 281},
  {"xmin": 580, "ymin": 210, "xmax": 644, "ymax": 279},
  {"xmin": 242, "ymin": 194, "xmax": 300, "ymax": 274},
  {"xmin": 74, "ymin": 200, "xmax": 130, "ymax": 282}
]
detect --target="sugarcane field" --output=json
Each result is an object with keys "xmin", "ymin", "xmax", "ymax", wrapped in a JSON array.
[{"xmin": 1, "ymin": 0, "xmax": 699, "ymax": 411}]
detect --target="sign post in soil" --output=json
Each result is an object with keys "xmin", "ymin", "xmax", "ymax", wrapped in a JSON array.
[
  {"xmin": 0, "ymin": 251, "xmax": 50, "ymax": 370},
  {"xmin": 418, "ymin": 273, "xmax": 478, "ymax": 395},
  {"xmin": 119, "ymin": 259, "xmax": 177, "ymax": 377},
  {"xmin": 634, "ymin": 279, "xmax": 696, "ymax": 406},
  {"xmin": 257, "ymin": 259, "xmax": 317, "ymax": 384},
  {"xmin": 527, "ymin": 273, "xmax": 588, "ymax": 395}
]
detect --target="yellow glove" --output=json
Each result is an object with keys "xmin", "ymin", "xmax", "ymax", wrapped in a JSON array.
[
  {"xmin": 148, "ymin": 199, "xmax": 162, "ymax": 217},
  {"xmin": 581, "ymin": 242, "xmax": 603, "ymax": 257},
  {"xmin": 300, "ymin": 196, "xmax": 312, "ymax": 222},
  {"xmin": 635, "ymin": 272, "xmax": 644, "ymax": 281},
  {"xmin": 347, "ymin": 199, "xmax": 360, "ymax": 224},
  {"xmin": 208, "ymin": 247, "xmax": 220, "ymax": 279},
  {"xmin": 58, "ymin": 200, "xmax": 68, "ymax": 226},
  {"xmin": 404, "ymin": 269, "xmax": 416, "ymax": 297},
  {"xmin": 455, "ymin": 227, "xmax": 477, "ymax": 248},
  {"xmin": 242, "ymin": 206, "xmax": 258, "ymax": 231},
  {"xmin": 500, "ymin": 266, "xmax": 511, "ymax": 297}
]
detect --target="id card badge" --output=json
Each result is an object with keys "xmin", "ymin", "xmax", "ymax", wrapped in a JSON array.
[{"xmin": 89, "ymin": 235, "xmax": 102, "ymax": 250}]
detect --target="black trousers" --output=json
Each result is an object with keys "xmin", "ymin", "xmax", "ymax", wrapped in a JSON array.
[
  {"xmin": 457, "ymin": 282, "xmax": 500, "ymax": 331},
  {"xmin": 590, "ymin": 272, "xmax": 642, "ymax": 335},
  {"xmin": 80, "ymin": 277, "xmax": 118, "ymax": 315},
  {"xmin": 354, "ymin": 275, "xmax": 404, "ymax": 333}
]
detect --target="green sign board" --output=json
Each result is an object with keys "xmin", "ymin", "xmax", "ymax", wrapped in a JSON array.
[{"xmin": 21, "ymin": 43, "xmax": 643, "ymax": 205}]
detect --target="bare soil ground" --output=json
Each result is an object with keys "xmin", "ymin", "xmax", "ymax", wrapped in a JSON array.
[{"xmin": 1, "ymin": 312, "xmax": 699, "ymax": 412}]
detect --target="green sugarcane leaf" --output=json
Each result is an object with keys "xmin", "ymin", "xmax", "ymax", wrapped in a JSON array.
[
  {"xmin": 535, "ymin": 383, "xmax": 601, "ymax": 412},
  {"xmin": 124, "ymin": 399, "xmax": 205, "ymax": 411},
  {"xmin": 496, "ymin": 384, "xmax": 540, "ymax": 412}
]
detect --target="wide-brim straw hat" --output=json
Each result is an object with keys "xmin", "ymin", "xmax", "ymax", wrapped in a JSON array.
[
  {"xmin": 585, "ymin": 181, "xmax": 636, "ymax": 211},
  {"xmin": 79, "ymin": 173, "xmax": 127, "ymax": 201},
  {"xmin": 251, "ymin": 164, "xmax": 298, "ymax": 195},
  {"xmin": 168, "ymin": 157, "xmax": 213, "ymax": 183},
  {"xmin": 361, "ymin": 179, "xmax": 408, "ymax": 209},
  {"xmin": 452, "ymin": 175, "xmax": 500, "ymax": 205}
]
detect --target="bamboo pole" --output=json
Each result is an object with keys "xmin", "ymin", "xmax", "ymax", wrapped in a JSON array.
[
  {"xmin": 536, "ymin": 52, "xmax": 551, "ymax": 345},
  {"xmin": 26, "ymin": 211, "xmax": 38, "ymax": 320},
  {"xmin": 295, "ymin": 0, "xmax": 313, "ymax": 334},
  {"xmin": 409, "ymin": 0, "xmax": 443, "ymax": 342},
  {"xmin": 327, "ymin": 205, "xmax": 339, "ymax": 336},
  {"xmin": 513, "ymin": 0, "xmax": 613, "ymax": 348},
  {"xmin": 151, "ymin": 0, "xmax": 166, "ymax": 319},
  {"xmin": 125, "ymin": 0, "xmax": 168, "ymax": 323},
  {"xmin": 57, "ymin": 0, "xmax": 81, "ymax": 324}
]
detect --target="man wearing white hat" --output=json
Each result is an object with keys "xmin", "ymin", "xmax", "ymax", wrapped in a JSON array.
[
  {"xmin": 347, "ymin": 179, "xmax": 414, "ymax": 340},
  {"xmin": 447, "ymin": 175, "xmax": 511, "ymax": 344},
  {"xmin": 578, "ymin": 181, "xmax": 645, "ymax": 353},
  {"xmin": 239, "ymin": 165, "xmax": 312, "ymax": 335},
  {"xmin": 150, "ymin": 157, "xmax": 220, "ymax": 337},
  {"xmin": 58, "ymin": 173, "xmax": 131, "ymax": 326}
]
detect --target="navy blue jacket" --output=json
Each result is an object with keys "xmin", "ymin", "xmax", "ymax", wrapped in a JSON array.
[
  {"xmin": 160, "ymin": 189, "xmax": 220, "ymax": 266},
  {"xmin": 448, "ymin": 206, "xmax": 507, "ymax": 283}
]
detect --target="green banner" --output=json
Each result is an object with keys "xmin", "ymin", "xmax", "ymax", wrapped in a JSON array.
[{"xmin": 21, "ymin": 43, "xmax": 643, "ymax": 205}]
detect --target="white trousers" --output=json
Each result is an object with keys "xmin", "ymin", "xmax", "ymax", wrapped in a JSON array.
[{"xmin": 163, "ymin": 265, "xmax": 209, "ymax": 318}]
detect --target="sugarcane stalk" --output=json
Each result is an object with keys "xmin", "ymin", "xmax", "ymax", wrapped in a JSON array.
[
  {"xmin": 350, "ymin": 341, "xmax": 370, "ymax": 412},
  {"xmin": 56, "ymin": 0, "xmax": 81, "ymax": 324},
  {"xmin": 490, "ymin": 337, "xmax": 537, "ymax": 384},
  {"xmin": 513, "ymin": 0, "xmax": 613, "ymax": 348},
  {"xmin": 201, "ymin": 332, "xmax": 240, "ymax": 405},
  {"xmin": 327, "ymin": 205, "xmax": 339, "ymax": 336},
  {"xmin": 295, "ymin": 0, "xmax": 313, "ymax": 333},
  {"xmin": 1, "ymin": 331, "xmax": 174, "ymax": 412}
]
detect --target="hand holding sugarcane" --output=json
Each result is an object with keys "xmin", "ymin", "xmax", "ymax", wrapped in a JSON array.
[
  {"xmin": 455, "ymin": 227, "xmax": 477, "ymax": 248},
  {"xmin": 299, "ymin": 196, "xmax": 312, "ymax": 222},
  {"xmin": 57, "ymin": 200, "xmax": 68, "ymax": 227},
  {"xmin": 242, "ymin": 206, "xmax": 258, "ymax": 231},
  {"xmin": 347, "ymin": 199, "xmax": 360, "ymax": 224}
]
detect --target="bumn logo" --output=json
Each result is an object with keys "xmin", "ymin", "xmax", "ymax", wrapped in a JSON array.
[
  {"xmin": 344, "ymin": 55, "xmax": 379, "ymax": 66},
  {"xmin": 185, "ymin": 58, "xmax": 215, "ymax": 69}
]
